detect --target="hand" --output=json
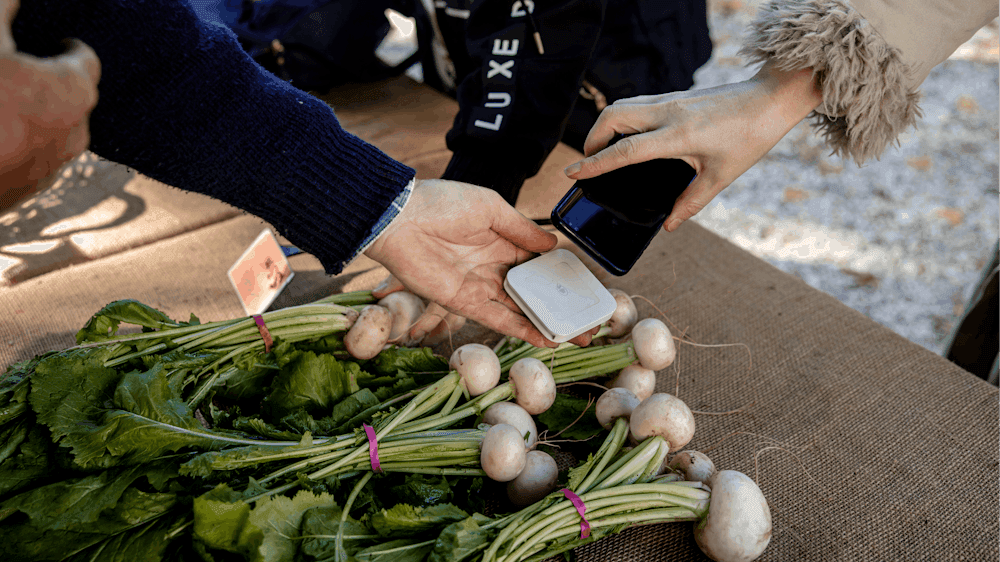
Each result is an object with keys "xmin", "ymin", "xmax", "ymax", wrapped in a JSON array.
[
  {"xmin": 371, "ymin": 274, "xmax": 468, "ymax": 346},
  {"xmin": 563, "ymin": 61, "xmax": 822, "ymax": 232},
  {"xmin": 365, "ymin": 179, "xmax": 598, "ymax": 349},
  {"xmin": 0, "ymin": 0, "xmax": 101, "ymax": 210}
]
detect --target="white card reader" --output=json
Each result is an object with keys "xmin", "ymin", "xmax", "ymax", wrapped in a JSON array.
[{"xmin": 504, "ymin": 249, "xmax": 617, "ymax": 343}]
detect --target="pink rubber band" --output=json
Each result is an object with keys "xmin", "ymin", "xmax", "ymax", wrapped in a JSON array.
[
  {"xmin": 363, "ymin": 424, "xmax": 382, "ymax": 473},
  {"xmin": 252, "ymin": 315, "xmax": 273, "ymax": 353},
  {"xmin": 561, "ymin": 488, "xmax": 591, "ymax": 539}
]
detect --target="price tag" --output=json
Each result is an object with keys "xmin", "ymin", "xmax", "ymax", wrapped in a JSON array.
[{"xmin": 227, "ymin": 229, "xmax": 295, "ymax": 315}]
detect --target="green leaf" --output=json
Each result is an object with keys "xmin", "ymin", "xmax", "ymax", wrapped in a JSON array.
[
  {"xmin": 192, "ymin": 484, "xmax": 258, "ymax": 558},
  {"xmin": 193, "ymin": 485, "xmax": 335, "ymax": 562},
  {"xmin": 0, "ymin": 422, "xmax": 56, "ymax": 498},
  {"xmin": 248, "ymin": 489, "xmax": 334, "ymax": 562},
  {"xmin": 298, "ymin": 504, "xmax": 373, "ymax": 560},
  {"xmin": 536, "ymin": 393, "xmax": 603, "ymax": 442},
  {"xmin": 31, "ymin": 353, "xmax": 259, "ymax": 469},
  {"xmin": 388, "ymin": 474, "xmax": 453, "ymax": 507},
  {"xmin": 75, "ymin": 300, "xmax": 179, "ymax": 344},
  {"xmin": 0, "ymin": 508, "xmax": 178, "ymax": 561},
  {"xmin": 141, "ymin": 348, "xmax": 219, "ymax": 371},
  {"xmin": 566, "ymin": 453, "xmax": 595, "ymax": 491},
  {"xmin": 294, "ymin": 333, "xmax": 347, "ymax": 355},
  {"xmin": 180, "ymin": 437, "xmax": 313, "ymax": 478},
  {"xmin": 362, "ymin": 347, "xmax": 448, "ymax": 377},
  {"xmin": 264, "ymin": 352, "xmax": 361, "ymax": 416},
  {"xmin": 276, "ymin": 408, "xmax": 340, "ymax": 436},
  {"xmin": 427, "ymin": 514, "xmax": 495, "ymax": 562},
  {"xmin": 232, "ymin": 416, "xmax": 305, "ymax": 441},
  {"xmin": 1, "ymin": 464, "xmax": 176, "ymax": 530},
  {"xmin": 369, "ymin": 503, "xmax": 469, "ymax": 538},
  {"xmin": 372, "ymin": 376, "xmax": 418, "ymax": 402},
  {"xmin": 1, "ymin": 354, "xmax": 41, "ymax": 401},
  {"xmin": 331, "ymin": 388, "xmax": 380, "ymax": 424},
  {"xmin": 0, "ymin": 417, "xmax": 30, "ymax": 466}
]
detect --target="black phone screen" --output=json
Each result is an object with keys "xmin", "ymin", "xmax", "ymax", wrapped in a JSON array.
[{"xmin": 551, "ymin": 152, "xmax": 696, "ymax": 276}]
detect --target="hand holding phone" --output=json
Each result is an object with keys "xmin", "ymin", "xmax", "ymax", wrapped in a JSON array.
[{"xmin": 551, "ymin": 135, "xmax": 696, "ymax": 276}]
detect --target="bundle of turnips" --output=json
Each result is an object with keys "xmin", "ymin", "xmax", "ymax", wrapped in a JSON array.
[{"xmin": 0, "ymin": 285, "xmax": 772, "ymax": 562}]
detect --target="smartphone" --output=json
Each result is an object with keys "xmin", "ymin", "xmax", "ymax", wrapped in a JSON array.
[{"xmin": 551, "ymin": 136, "xmax": 697, "ymax": 276}]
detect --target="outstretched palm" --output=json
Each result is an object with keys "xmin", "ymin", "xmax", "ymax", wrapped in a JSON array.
[{"xmin": 365, "ymin": 179, "xmax": 593, "ymax": 349}]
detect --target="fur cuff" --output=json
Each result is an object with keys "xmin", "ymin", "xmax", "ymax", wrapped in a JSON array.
[{"xmin": 739, "ymin": 0, "xmax": 922, "ymax": 163}]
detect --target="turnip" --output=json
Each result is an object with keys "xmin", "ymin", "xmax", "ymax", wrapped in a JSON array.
[
  {"xmin": 344, "ymin": 305, "xmax": 393, "ymax": 360},
  {"xmin": 450, "ymin": 343, "xmax": 501, "ymax": 397},
  {"xmin": 608, "ymin": 363, "xmax": 656, "ymax": 402},
  {"xmin": 631, "ymin": 318, "xmax": 676, "ymax": 371},
  {"xmin": 483, "ymin": 402, "xmax": 538, "ymax": 450},
  {"xmin": 629, "ymin": 393, "xmax": 695, "ymax": 452},
  {"xmin": 605, "ymin": 288, "xmax": 638, "ymax": 338},
  {"xmin": 480, "ymin": 423, "xmax": 528, "ymax": 482},
  {"xmin": 506, "ymin": 450, "xmax": 559, "ymax": 507},
  {"xmin": 508, "ymin": 358, "xmax": 556, "ymax": 415},
  {"xmin": 595, "ymin": 388, "xmax": 641, "ymax": 430},
  {"xmin": 694, "ymin": 470, "xmax": 772, "ymax": 562},
  {"xmin": 666, "ymin": 450, "xmax": 716, "ymax": 485},
  {"xmin": 377, "ymin": 291, "xmax": 425, "ymax": 344}
]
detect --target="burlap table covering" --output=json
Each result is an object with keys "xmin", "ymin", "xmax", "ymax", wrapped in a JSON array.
[{"xmin": 0, "ymin": 77, "xmax": 996, "ymax": 561}]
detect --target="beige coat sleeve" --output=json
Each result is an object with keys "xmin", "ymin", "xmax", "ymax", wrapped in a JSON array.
[{"xmin": 739, "ymin": 0, "xmax": 998, "ymax": 164}]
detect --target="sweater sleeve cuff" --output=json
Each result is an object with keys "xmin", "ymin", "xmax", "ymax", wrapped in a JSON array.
[
  {"xmin": 270, "ymin": 131, "xmax": 416, "ymax": 276},
  {"xmin": 739, "ymin": 0, "xmax": 922, "ymax": 164},
  {"xmin": 342, "ymin": 178, "xmax": 415, "ymax": 270},
  {"xmin": 441, "ymin": 149, "xmax": 534, "ymax": 206}
]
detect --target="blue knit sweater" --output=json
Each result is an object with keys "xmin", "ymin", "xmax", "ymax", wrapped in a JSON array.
[{"xmin": 11, "ymin": 0, "xmax": 416, "ymax": 275}]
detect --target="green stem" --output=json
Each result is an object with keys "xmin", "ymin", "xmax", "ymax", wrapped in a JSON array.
[
  {"xmin": 551, "ymin": 353, "xmax": 636, "ymax": 384},
  {"xmin": 592, "ymin": 437, "xmax": 663, "ymax": 490},
  {"xmin": 307, "ymin": 374, "xmax": 460, "ymax": 480},
  {"xmin": 336, "ymin": 472, "xmax": 373, "ymax": 562},
  {"xmin": 311, "ymin": 290, "xmax": 376, "ymax": 306},
  {"xmin": 576, "ymin": 418, "xmax": 629, "ymax": 495},
  {"xmin": 507, "ymin": 507, "xmax": 699, "ymax": 562},
  {"xmin": 438, "ymin": 382, "xmax": 465, "ymax": 417}
]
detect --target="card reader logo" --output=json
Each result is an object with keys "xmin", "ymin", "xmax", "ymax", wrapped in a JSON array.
[{"xmin": 523, "ymin": 265, "xmax": 597, "ymax": 321}]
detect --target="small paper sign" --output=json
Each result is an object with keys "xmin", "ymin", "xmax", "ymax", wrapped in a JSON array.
[{"xmin": 227, "ymin": 229, "xmax": 295, "ymax": 315}]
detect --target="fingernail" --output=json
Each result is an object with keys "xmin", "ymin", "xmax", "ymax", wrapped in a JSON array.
[
  {"xmin": 374, "ymin": 278, "xmax": 391, "ymax": 293},
  {"xmin": 665, "ymin": 219, "xmax": 682, "ymax": 232},
  {"xmin": 564, "ymin": 163, "xmax": 581, "ymax": 177}
]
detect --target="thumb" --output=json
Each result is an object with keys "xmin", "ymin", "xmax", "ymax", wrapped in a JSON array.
[
  {"xmin": 371, "ymin": 273, "xmax": 405, "ymax": 299},
  {"xmin": 490, "ymin": 196, "xmax": 558, "ymax": 254},
  {"xmin": 663, "ymin": 174, "xmax": 719, "ymax": 232}
]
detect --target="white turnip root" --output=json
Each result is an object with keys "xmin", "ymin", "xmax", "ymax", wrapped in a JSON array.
[
  {"xmin": 595, "ymin": 388, "xmax": 641, "ymax": 430},
  {"xmin": 509, "ymin": 358, "xmax": 556, "ymax": 415},
  {"xmin": 483, "ymin": 402, "xmax": 538, "ymax": 450},
  {"xmin": 450, "ymin": 343, "xmax": 501, "ymax": 396},
  {"xmin": 608, "ymin": 363, "xmax": 656, "ymax": 402},
  {"xmin": 480, "ymin": 423, "xmax": 528, "ymax": 482},
  {"xmin": 694, "ymin": 470, "xmax": 772, "ymax": 562},
  {"xmin": 605, "ymin": 288, "xmax": 639, "ymax": 338},
  {"xmin": 631, "ymin": 318, "xmax": 676, "ymax": 371},
  {"xmin": 377, "ymin": 291, "xmax": 425, "ymax": 344},
  {"xmin": 344, "ymin": 305, "xmax": 393, "ymax": 360},
  {"xmin": 506, "ymin": 450, "xmax": 559, "ymax": 507},
  {"xmin": 666, "ymin": 450, "xmax": 716, "ymax": 485},
  {"xmin": 629, "ymin": 393, "xmax": 695, "ymax": 452}
]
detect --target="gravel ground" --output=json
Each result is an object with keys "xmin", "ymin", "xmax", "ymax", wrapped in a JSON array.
[{"xmin": 690, "ymin": 0, "xmax": 999, "ymax": 354}]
